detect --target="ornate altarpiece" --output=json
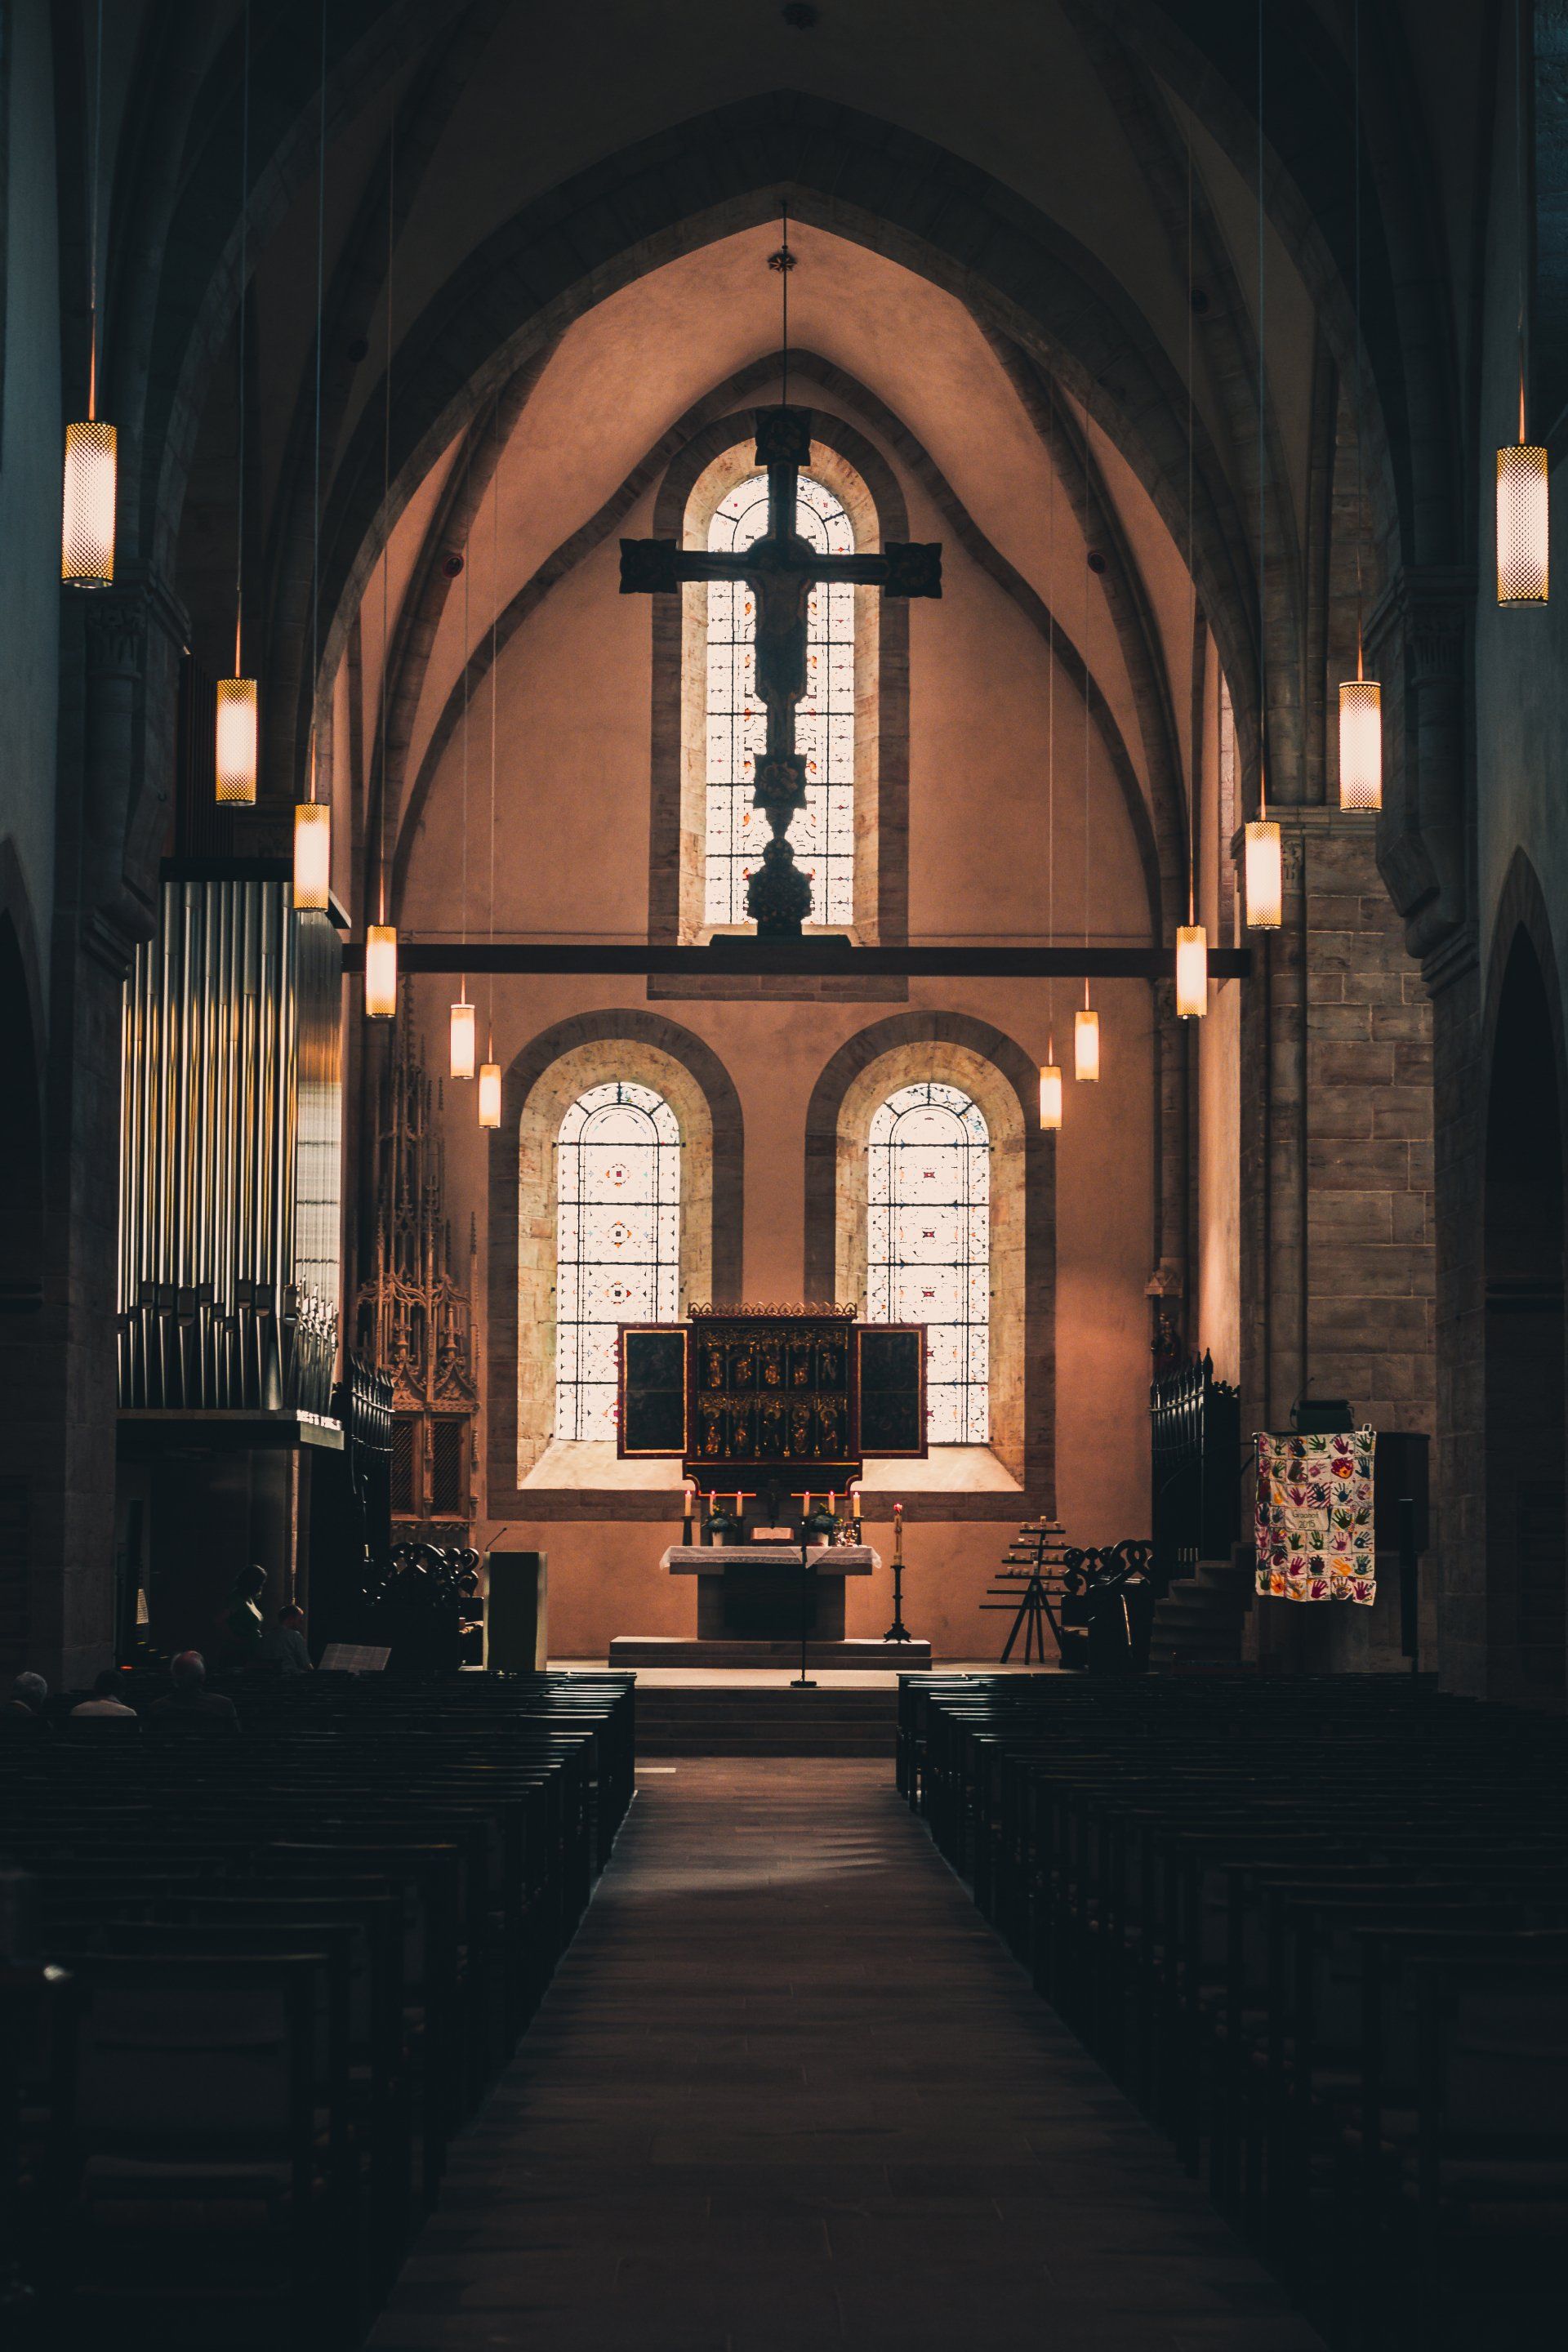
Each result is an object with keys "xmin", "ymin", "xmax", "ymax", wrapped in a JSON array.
[
  {"xmin": 354, "ymin": 1027, "xmax": 477, "ymax": 1539},
  {"xmin": 617, "ymin": 1305, "xmax": 927, "ymax": 1494}
]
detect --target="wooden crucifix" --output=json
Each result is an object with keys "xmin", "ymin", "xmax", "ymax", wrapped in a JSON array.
[{"xmin": 621, "ymin": 405, "xmax": 942, "ymax": 935}]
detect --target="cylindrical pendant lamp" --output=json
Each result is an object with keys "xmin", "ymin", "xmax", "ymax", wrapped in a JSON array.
[
  {"xmin": 1039, "ymin": 1060, "xmax": 1062, "ymax": 1131},
  {"xmin": 1175, "ymin": 924, "xmax": 1209, "ymax": 1019},
  {"xmin": 1074, "ymin": 1007, "xmax": 1100, "ymax": 1082},
  {"xmin": 292, "ymin": 802, "xmax": 332, "ymax": 909},
  {"xmin": 1244, "ymin": 820, "xmax": 1282, "ymax": 930},
  {"xmin": 450, "ymin": 1000, "xmax": 476, "ymax": 1080},
  {"xmin": 215, "ymin": 677, "xmax": 259, "ymax": 804},
  {"xmin": 1497, "ymin": 441, "xmax": 1549, "ymax": 606},
  {"xmin": 364, "ymin": 923, "xmax": 399, "ymax": 1018},
  {"xmin": 1338, "ymin": 679, "xmax": 1383, "ymax": 812},
  {"xmin": 478, "ymin": 1060, "xmax": 501, "ymax": 1129},
  {"xmin": 61, "ymin": 420, "xmax": 118, "ymax": 586}
]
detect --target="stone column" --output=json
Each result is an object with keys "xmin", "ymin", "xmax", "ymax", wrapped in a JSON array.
[
  {"xmin": 29, "ymin": 569, "xmax": 185, "ymax": 1686},
  {"xmin": 1368, "ymin": 568, "xmax": 1481, "ymax": 1692}
]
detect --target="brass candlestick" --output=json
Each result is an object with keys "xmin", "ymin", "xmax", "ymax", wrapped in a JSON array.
[{"xmin": 884, "ymin": 1502, "xmax": 912, "ymax": 1644}]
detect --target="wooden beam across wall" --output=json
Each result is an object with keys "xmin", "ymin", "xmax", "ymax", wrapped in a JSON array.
[{"xmin": 337, "ymin": 940, "xmax": 1253, "ymax": 980}]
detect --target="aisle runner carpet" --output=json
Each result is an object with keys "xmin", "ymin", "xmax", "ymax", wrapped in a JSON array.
[{"xmin": 372, "ymin": 1758, "xmax": 1324, "ymax": 2352}]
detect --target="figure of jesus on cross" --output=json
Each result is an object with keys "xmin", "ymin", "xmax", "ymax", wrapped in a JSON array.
[{"xmin": 621, "ymin": 403, "xmax": 942, "ymax": 937}]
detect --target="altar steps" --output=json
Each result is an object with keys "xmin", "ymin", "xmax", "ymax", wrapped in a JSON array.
[{"xmin": 635, "ymin": 1685, "xmax": 897, "ymax": 1757}]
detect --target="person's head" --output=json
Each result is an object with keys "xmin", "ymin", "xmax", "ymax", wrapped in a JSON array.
[
  {"xmin": 9, "ymin": 1671, "xmax": 46, "ymax": 1713},
  {"xmin": 278, "ymin": 1604, "xmax": 305, "ymax": 1628},
  {"xmin": 235, "ymin": 1566, "xmax": 267, "ymax": 1600},
  {"xmin": 171, "ymin": 1650, "xmax": 207, "ymax": 1688},
  {"xmin": 93, "ymin": 1668, "xmax": 123, "ymax": 1699}
]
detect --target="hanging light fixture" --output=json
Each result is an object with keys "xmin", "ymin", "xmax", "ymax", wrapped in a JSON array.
[
  {"xmin": 1499, "ymin": 0, "xmax": 1548, "ymax": 605},
  {"xmin": 1246, "ymin": 16, "xmax": 1284, "ymax": 936},
  {"xmin": 215, "ymin": 675, "xmax": 259, "ymax": 804},
  {"xmin": 1339, "ymin": 2, "xmax": 1383, "ymax": 809},
  {"xmin": 1245, "ymin": 805, "xmax": 1283, "ymax": 929},
  {"xmin": 1338, "ymin": 672, "xmax": 1382, "ymax": 812},
  {"xmin": 294, "ymin": 4, "xmax": 332, "ymax": 906},
  {"xmin": 364, "ymin": 923, "xmax": 399, "ymax": 1018},
  {"xmin": 1175, "ymin": 923, "xmax": 1209, "ymax": 1020},
  {"xmin": 62, "ymin": 421, "xmax": 118, "ymax": 589},
  {"xmin": 63, "ymin": 4, "xmax": 116, "ymax": 588},
  {"xmin": 1039, "ymin": 1057, "xmax": 1063, "ymax": 1130},
  {"xmin": 450, "ymin": 1000, "xmax": 476, "ymax": 1080},
  {"xmin": 365, "ymin": 95, "xmax": 398, "ymax": 1019},
  {"xmin": 1498, "ymin": 438, "xmax": 1549, "ymax": 606},
  {"xmin": 217, "ymin": 1, "xmax": 258, "ymax": 803},
  {"xmin": 292, "ymin": 796, "xmax": 332, "ymax": 907},
  {"xmin": 1175, "ymin": 138, "xmax": 1207, "ymax": 1027},
  {"xmin": 1074, "ymin": 1004, "xmax": 1100, "ymax": 1082},
  {"xmin": 478, "ymin": 383, "xmax": 502, "ymax": 1127}
]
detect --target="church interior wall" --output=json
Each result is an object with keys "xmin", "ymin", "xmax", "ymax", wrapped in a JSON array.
[
  {"xmin": 5, "ymin": 0, "xmax": 1548, "ymax": 1699},
  {"xmin": 0, "ymin": 0, "xmax": 61, "ymax": 1006},
  {"xmin": 425, "ymin": 964, "xmax": 1153, "ymax": 1664}
]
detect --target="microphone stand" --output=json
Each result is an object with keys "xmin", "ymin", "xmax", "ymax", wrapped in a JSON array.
[{"xmin": 791, "ymin": 1492, "xmax": 820, "ymax": 1689}]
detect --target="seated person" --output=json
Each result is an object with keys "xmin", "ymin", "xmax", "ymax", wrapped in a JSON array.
[
  {"xmin": 2, "ymin": 1670, "xmax": 51, "ymax": 1731},
  {"xmin": 148, "ymin": 1650, "xmax": 240, "ymax": 1731},
  {"xmin": 259, "ymin": 1603, "xmax": 312, "ymax": 1675},
  {"xmin": 71, "ymin": 1668, "xmax": 139, "ymax": 1719}
]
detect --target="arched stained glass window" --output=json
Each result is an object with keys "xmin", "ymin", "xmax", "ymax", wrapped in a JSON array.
[
  {"xmin": 866, "ymin": 1082, "xmax": 990, "ymax": 1444},
  {"xmin": 705, "ymin": 471, "xmax": 855, "ymax": 926},
  {"xmin": 555, "ymin": 1081, "xmax": 680, "ymax": 1441}
]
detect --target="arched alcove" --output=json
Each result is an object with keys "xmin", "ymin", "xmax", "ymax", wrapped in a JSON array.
[
  {"xmin": 1484, "ymin": 927, "xmax": 1567, "ymax": 1705},
  {"xmin": 804, "ymin": 1012, "xmax": 1053, "ymax": 1510},
  {"xmin": 487, "ymin": 1011, "xmax": 743, "ymax": 1510}
]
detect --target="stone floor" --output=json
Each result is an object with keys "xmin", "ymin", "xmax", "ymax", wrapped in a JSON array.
[{"xmin": 370, "ymin": 1760, "xmax": 1325, "ymax": 2352}]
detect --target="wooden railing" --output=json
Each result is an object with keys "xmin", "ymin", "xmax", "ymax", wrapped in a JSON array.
[{"xmin": 1149, "ymin": 1351, "xmax": 1240, "ymax": 1586}]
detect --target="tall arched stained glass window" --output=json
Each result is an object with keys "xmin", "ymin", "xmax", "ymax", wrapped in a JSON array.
[
  {"xmin": 706, "ymin": 471, "xmax": 854, "ymax": 926},
  {"xmin": 866, "ymin": 1082, "xmax": 990, "ymax": 1445},
  {"xmin": 555, "ymin": 1081, "xmax": 680, "ymax": 1441}
]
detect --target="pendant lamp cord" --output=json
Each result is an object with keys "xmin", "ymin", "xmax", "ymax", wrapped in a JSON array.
[
  {"xmin": 1045, "ymin": 392, "xmax": 1055, "ymax": 1065},
  {"xmin": 461, "ymin": 431, "xmax": 472, "ymax": 1001},
  {"xmin": 1517, "ymin": 0, "xmax": 1528, "ymax": 443},
  {"xmin": 1187, "ymin": 135, "xmax": 1197, "ymax": 929},
  {"xmin": 310, "ymin": 0, "xmax": 326, "ymax": 799},
  {"xmin": 489, "ymin": 390, "xmax": 501, "ymax": 1060},
  {"xmin": 1083, "ymin": 412, "xmax": 1092, "ymax": 1004},
  {"xmin": 88, "ymin": 0, "xmax": 103, "ymax": 418},
  {"xmin": 235, "ymin": 0, "xmax": 251, "ymax": 678},
  {"xmin": 1257, "ymin": 0, "xmax": 1267, "ymax": 822},
  {"xmin": 379, "ymin": 98, "xmax": 394, "ymax": 927},
  {"xmin": 1353, "ymin": 0, "xmax": 1365, "ymax": 676}
]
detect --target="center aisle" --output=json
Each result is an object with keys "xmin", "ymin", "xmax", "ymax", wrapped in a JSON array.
[{"xmin": 372, "ymin": 1760, "xmax": 1324, "ymax": 2352}]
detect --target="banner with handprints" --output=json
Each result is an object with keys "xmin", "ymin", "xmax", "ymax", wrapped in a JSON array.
[{"xmin": 1254, "ymin": 1428, "xmax": 1376, "ymax": 1605}]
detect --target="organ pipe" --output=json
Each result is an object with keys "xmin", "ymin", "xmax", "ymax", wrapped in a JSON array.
[{"xmin": 118, "ymin": 873, "xmax": 342, "ymax": 1414}]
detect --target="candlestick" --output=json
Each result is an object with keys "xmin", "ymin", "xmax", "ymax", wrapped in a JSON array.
[{"xmin": 884, "ymin": 1501, "xmax": 911, "ymax": 1643}]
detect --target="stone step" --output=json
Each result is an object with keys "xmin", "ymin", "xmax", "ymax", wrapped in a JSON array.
[
  {"xmin": 1150, "ymin": 1557, "xmax": 1248, "ymax": 1668},
  {"xmin": 634, "ymin": 1685, "xmax": 897, "ymax": 1757},
  {"xmin": 611, "ymin": 1637, "xmax": 930, "ymax": 1671}
]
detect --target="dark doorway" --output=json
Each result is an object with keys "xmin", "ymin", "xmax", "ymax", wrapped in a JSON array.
[
  {"xmin": 0, "ymin": 916, "xmax": 44, "ymax": 1677},
  {"xmin": 1485, "ymin": 929, "xmax": 1567, "ymax": 1705}
]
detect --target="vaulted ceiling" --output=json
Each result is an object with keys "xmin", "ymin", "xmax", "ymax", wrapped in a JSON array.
[{"xmin": 71, "ymin": 0, "xmax": 1480, "ymax": 931}]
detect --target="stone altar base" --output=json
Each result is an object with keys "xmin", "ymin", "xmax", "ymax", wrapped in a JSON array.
[{"xmin": 608, "ymin": 1635, "xmax": 932, "ymax": 1671}]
